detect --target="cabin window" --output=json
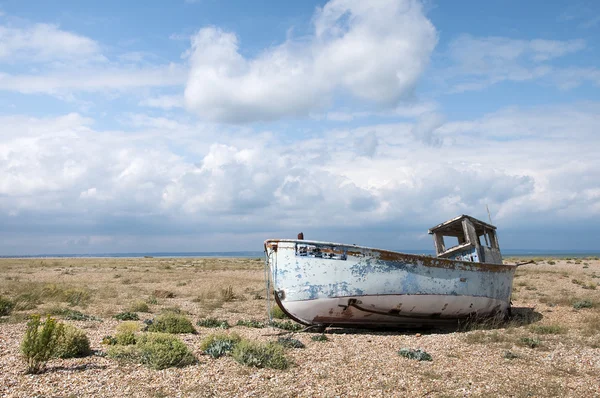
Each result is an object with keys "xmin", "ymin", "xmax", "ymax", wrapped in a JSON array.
[
  {"xmin": 478, "ymin": 232, "xmax": 490, "ymax": 248},
  {"xmin": 443, "ymin": 235, "xmax": 459, "ymax": 249}
]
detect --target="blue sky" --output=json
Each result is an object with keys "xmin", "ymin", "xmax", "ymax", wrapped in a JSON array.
[{"xmin": 0, "ymin": 0, "xmax": 599, "ymax": 254}]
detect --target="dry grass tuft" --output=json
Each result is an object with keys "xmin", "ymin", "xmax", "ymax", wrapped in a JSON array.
[
  {"xmin": 529, "ymin": 324, "xmax": 567, "ymax": 335},
  {"xmin": 152, "ymin": 290, "xmax": 175, "ymax": 299}
]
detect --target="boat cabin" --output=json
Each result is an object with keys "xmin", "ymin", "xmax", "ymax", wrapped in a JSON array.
[{"xmin": 428, "ymin": 215, "xmax": 503, "ymax": 265}]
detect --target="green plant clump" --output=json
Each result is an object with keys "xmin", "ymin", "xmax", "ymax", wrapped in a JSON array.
[
  {"xmin": 232, "ymin": 340, "xmax": 289, "ymax": 369},
  {"xmin": 147, "ymin": 313, "xmax": 195, "ymax": 334},
  {"xmin": 529, "ymin": 324, "xmax": 566, "ymax": 335},
  {"xmin": 21, "ymin": 315, "xmax": 64, "ymax": 374},
  {"xmin": 518, "ymin": 337, "xmax": 541, "ymax": 348},
  {"xmin": 107, "ymin": 344, "xmax": 140, "ymax": 362},
  {"xmin": 54, "ymin": 324, "xmax": 91, "ymax": 358},
  {"xmin": 398, "ymin": 348, "xmax": 432, "ymax": 361},
  {"xmin": 129, "ymin": 300, "xmax": 150, "ymax": 313},
  {"xmin": 310, "ymin": 334, "xmax": 329, "ymax": 342},
  {"xmin": 197, "ymin": 318, "xmax": 230, "ymax": 329},
  {"xmin": 137, "ymin": 333, "xmax": 196, "ymax": 369},
  {"xmin": 270, "ymin": 306, "xmax": 287, "ymax": 319},
  {"xmin": 108, "ymin": 333, "xmax": 196, "ymax": 370},
  {"xmin": 200, "ymin": 333, "xmax": 242, "ymax": 358},
  {"xmin": 269, "ymin": 319, "xmax": 304, "ymax": 332},
  {"xmin": 236, "ymin": 319, "xmax": 265, "ymax": 328},
  {"xmin": 573, "ymin": 300, "xmax": 594, "ymax": 309},
  {"xmin": 114, "ymin": 312, "xmax": 139, "ymax": 321},
  {"xmin": 0, "ymin": 296, "xmax": 15, "ymax": 316},
  {"xmin": 47, "ymin": 307, "xmax": 100, "ymax": 321},
  {"xmin": 115, "ymin": 321, "xmax": 139, "ymax": 345},
  {"xmin": 277, "ymin": 337, "xmax": 305, "ymax": 348},
  {"xmin": 102, "ymin": 335, "xmax": 117, "ymax": 345}
]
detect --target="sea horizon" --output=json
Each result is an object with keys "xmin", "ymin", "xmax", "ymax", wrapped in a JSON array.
[{"xmin": 1, "ymin": 249, "xmax": 599, "ymax": 259}]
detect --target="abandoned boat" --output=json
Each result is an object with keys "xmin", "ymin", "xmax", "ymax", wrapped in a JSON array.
[{"xmin": 264, "ymin": 215, "xmax": 516, "ymax": 328}]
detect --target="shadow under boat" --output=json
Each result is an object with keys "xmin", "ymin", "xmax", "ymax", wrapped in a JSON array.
[{"xmin": 293, "ymin": 306, "xmax": 543, "ymax": 337}]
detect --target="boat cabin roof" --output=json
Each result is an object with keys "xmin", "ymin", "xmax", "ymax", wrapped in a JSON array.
[{"xmin": 428, "ymin": 214, "xmax": 496, "ymax": 237}]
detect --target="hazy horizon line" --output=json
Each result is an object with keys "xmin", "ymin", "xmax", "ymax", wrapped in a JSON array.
[{"xmin": 2, "ymin": 248, "xmax": 599, "ymax": 259}]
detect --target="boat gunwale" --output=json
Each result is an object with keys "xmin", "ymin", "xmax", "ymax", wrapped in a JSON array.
[{"xmin": 263, "ymin": 239, "xmax": 517, "ymax": 272}]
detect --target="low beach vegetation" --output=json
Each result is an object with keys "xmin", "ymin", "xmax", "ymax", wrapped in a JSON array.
[
  {"xmin": 517, "ymin": 336, "xmax": 541, "ymax": 348},
  {"xmin": 108, "ymin": 332, "xmax": 196, "ymax": 370},
  {"xmin": 54, "ymin": 324, "xmax": 91, "ymax": 358},
  {"xmin": 114, "ymin": 311, "xmax": 139, "ymax": 321},
  {"xmin": 270, "ymin": 305, "xmax": 287, "ymax": 319},
  {"xmin": 147, "ymin": 313, "xmax": 195, "ymax": 334},
  {"xmin": 46, "ymin": 307, "xmax": 100, "ymax": 321},
  {"xmin": 236, "ymin": 319, "xmax": 265, "ymax": 328},
  {"xmin": 21, "ymin": 315, "xmax": 64, "ymax": 374},
  {"xmin": 398, "ymin": 348, "xmax": 432, "ymax": 361},
  {"xmin": 196, "ymin": 318, "xmax": 230, "ymax": 329},
  {"xmin": 572, "ymin": 300, "xmax": 594, "ymax": 309},
  {"xmin": 276, "ymin": 336, "xmax": 305, "ymax": 348},
  {"xmin": 232, "ymin": 340, "xmax": 289, "ymax": 370},
  {"xmin": 200, "ymin": 332, "xmax": 242, "ymax": 358},
  {"xmin": 128, "ymin": 300, "xmax": 150, "ymax": 313},
  {"xmin": 310, "ymin": 334, "xmax": 329, "ymax": 342},
  {"xmin": 0, "ymin": 296, "xmax": 15, "ymax": 316},
  {"xmin": 269, "ymin": 319, "xmax": 304, "ymax": 331},
  {"xmin": 115, "ymin": 321, "xmax": 139, "ymax": 345},
  {"xmin": 529, "ymin": 324, "xmax": 566, "ymax": 335}
]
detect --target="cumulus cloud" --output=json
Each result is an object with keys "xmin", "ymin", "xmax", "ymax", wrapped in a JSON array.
[
  {"xmin": 2, "ymin": 102, "xmax": 600, "ymax": 253},
  {"xmin": 184, "ymin": 0, "xmax": 437, "ymax": 123}
]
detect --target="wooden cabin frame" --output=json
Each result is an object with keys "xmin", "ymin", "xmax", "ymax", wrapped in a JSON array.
[{"xmin": 428, "ymin": 215, "xmax": 503, "ymax": 264}]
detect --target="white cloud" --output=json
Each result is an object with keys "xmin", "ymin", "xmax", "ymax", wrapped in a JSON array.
[
  {"xmin": 411, "ymin": 112, "xmax": 443, "ymax": 146},
  {"xmin": 449, "ymin": 35, "xmax": 585, "ymax": 67},
  {"xmin": 184, "ymin": 0, "xmax": 437, "ymax": 123},
  {"xmin": 444, "ymin": 35, "xmax": 594, "ymax": 92},
  {"xmin": 0, "ymin": 16, "xmax": 186, "ymax": 98},
  {"xmin": 0, "ymin": 22, "xmax": 102, "ymax": 62},
  {"xmin": 551, "ymin": 67, "xmax": 600, "ymax": 89},
  {"xmin": 0, "ymin": 64, "xmax": 186, "ymax": 94},
  {"xmin": 139, "ymin": 95, "xmax": 185, "ymax": 110},
  {"xmin": 125, "ymin": 113, "xmax": 188, "ymax": 130},
  {"xmin": 528, "ymin": 39, "xmax": 586, "ymax": 61},
  {"xmin": 321, "ymin": 101, "xmax": 439, "ymax": 122},
  {"xmin": 2, "ymin": 102, "xmax": 599, "ymax": 252}
]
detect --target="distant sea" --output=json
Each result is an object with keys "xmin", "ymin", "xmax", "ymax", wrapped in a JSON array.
[{"xmin": 1, "ymin": 249, "xmax": 598, "ymax": 259}]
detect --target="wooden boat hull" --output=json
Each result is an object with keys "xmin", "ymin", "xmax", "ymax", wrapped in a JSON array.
[{"xmin": 265, "ymin": 239, "xmax": 516, "ymax": 328}]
